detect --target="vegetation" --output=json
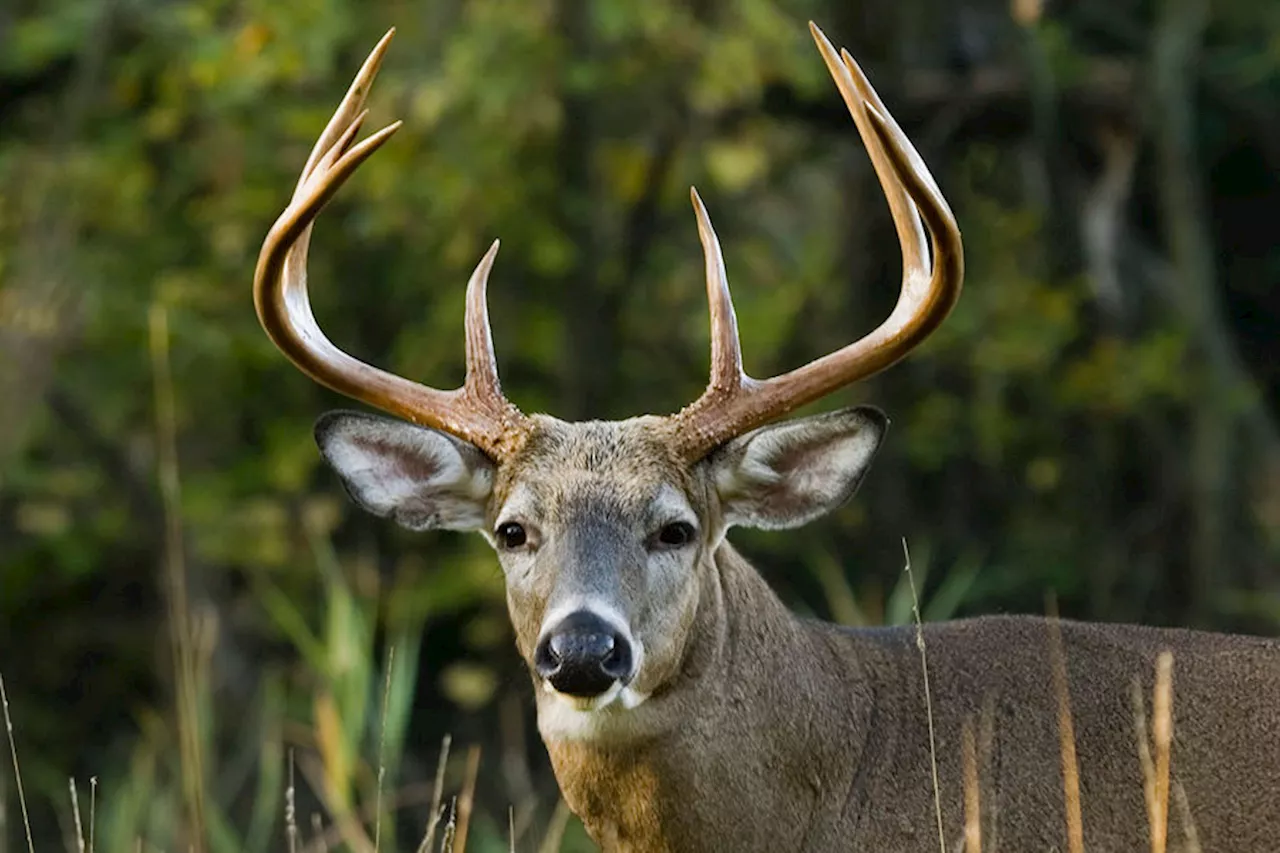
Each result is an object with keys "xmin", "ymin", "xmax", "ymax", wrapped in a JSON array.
[{"xmin": 0, "ymin": 0, "xmax": 1276, "ymax": 849}]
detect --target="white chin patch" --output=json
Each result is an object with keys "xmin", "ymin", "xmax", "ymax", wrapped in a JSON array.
[{"xmin": 536, "ymin": 682, "xmax": 651, "ymax": 742}]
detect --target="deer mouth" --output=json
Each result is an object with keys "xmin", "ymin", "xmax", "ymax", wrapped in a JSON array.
[
  {"xmin": 536, "ymin": 680, "xmax": 655, "ymax": 743},
  {"xmin": 542, "ymin": 677, "xmax": 650, "ymax": 712}
]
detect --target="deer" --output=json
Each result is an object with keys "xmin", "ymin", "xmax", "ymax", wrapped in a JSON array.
[{"xmin": 253, "ymin": 22, "xmax": 1280, "ymax": 853}]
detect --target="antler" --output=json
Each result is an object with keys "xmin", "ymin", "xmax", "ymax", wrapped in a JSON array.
[
  {"xmin": 666, "ymin": 22, "xmax": 964, "ymax": 461},
  {"xmin": 254, "ymin": 29, "xmax": 529, "ymax": 460}
]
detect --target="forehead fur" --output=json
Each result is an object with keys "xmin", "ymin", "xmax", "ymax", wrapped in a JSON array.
[{"xmin": 492, "ymin": 414, "xmax": 699, "ymax": 514}]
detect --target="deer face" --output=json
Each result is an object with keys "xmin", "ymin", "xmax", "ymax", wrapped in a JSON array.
[
  {"xmin": 255, "ymin": 25, "xmax": 958, "ymax": 742},
  {"xmin": 315, "ymin": 407, "xmax": 886, "ymax": 741}
]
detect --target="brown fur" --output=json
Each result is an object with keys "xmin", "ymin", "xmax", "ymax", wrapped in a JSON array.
[
  {"xmin": 318, "ymin": 413, "xmax": 1280, "ymax": 851},
  {"xmin": 547, "ymin": 544, "xmax": 1280, "ymax": 851},
  {"xmin": 504, "ymin": 419, "xmax": 1280, "ymax": 851}
]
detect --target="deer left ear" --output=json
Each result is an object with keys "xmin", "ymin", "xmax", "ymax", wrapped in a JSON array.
[{"xmin": 711, "ymin": 406, "xmax": 887, "ymax": 530}]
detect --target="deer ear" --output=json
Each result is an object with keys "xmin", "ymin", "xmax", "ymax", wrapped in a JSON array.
[
  {"xmin": 315, "ymin": 411, "xmax": 495, "ymax": 532},
  {"xmin": 712, "ymin": 407, "xmax": 886, "ymax": 530}
]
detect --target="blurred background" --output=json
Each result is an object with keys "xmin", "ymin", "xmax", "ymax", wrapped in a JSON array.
[{"xmin": 1, "ymin": 0, "xmax": 1277, "ymax": 850}]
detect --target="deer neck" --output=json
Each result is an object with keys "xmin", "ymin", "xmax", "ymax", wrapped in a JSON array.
[{"xmin": 542, "ymin": 542, "xmax": 878, "ymax": 852}]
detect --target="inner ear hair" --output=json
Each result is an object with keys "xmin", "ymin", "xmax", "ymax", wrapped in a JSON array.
[
  {"xmin": 314, "ymin": 410, "xmax": 495, "ymax": 532},
  {"xmin": 713, "ymin": 406, "xmax": 887, "ymax": 531}
]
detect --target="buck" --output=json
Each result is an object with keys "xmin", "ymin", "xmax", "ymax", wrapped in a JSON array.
[{"xmin": 254, "ymin": 23, "xmax": 1280, "ymax": 852}]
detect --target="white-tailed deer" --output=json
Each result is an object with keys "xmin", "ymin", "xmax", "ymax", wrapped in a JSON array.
[{"xmin": 254, "ymin": 23, "xmax": 1280, "ymax": 852}]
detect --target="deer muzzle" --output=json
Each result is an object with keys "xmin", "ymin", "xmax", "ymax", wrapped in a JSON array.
[{"xmin": 535, "ymin": 609, "xmax": 636, "ymax": 698}]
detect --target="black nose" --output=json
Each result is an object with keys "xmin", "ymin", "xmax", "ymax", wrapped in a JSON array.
[{"xmin": 534, "ymin": 610, "xmax": 634, "ymax": 698}]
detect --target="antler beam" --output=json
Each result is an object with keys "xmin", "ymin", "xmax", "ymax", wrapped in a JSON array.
[
  {"xmin": 253, "ymin": 29, "xmax": 529, "ymax": 460},
  {"xmin": 666, "ymin": 22, "xmax": 964, "ymax": 461}
]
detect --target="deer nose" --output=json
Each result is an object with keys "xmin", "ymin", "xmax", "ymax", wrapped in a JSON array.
[{"xmin": 534, "ymin": 610, "xmax": 634, "ymax": 698}]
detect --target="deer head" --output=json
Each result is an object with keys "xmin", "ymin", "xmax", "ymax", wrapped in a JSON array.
[{"xmin": 254, "ymin": 23, "xmax": 961, "ymax": 744}]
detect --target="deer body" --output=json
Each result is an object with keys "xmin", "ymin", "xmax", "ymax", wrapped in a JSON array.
[
  {"xmin": 549, "ymin": 541, "xmax": 1280, "ymax": 851},
  {"xmin": 253, "ymin": 23, "xmax": 1280, "ymax": 851}
]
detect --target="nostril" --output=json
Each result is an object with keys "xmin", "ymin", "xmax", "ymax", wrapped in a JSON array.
[
  {"xmin": 601, "ymin": 636, "xmax": 632, "ymax": 680},
  {"xmin": 533, "ymin": 634, "xmax": 560, "ymax": 678},
  {"xmin": 536, "ymin": 610, "xmax": 634, "ymax": 698}
]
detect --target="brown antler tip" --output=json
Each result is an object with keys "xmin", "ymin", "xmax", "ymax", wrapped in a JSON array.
[
  {"xmin": 839, "ymin": 47, "xmax": 869, "ymax": 84},
  {"xmin": 689, "ymin": 187, "xmax": 718, "ymax": 246},
  {"xmin": 358, "ymin": 28, "xmax": 397, "ymax": 83},
  {"xmin": 474, "ymin": 238, "xmax": 501, "ymax": 274},
  {"xmin": 371, "ymin": 119, "xmax": 404, "ymax": 143},
  {"xmin": 809, "ymin": 21, "xmax": 834, "ymax": 50}
]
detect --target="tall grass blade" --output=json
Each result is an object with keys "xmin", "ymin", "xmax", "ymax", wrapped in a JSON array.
[
  {"xmin": 454, "ymin": 746, "xmax": 481, "ymax": 853},
  {"xmin": 1046, "ymin": 599, "xmax": 1084, "ymax": 853},
  {"xmin": 903, "ymin": 539, "xmax": 946, "ymax": 853},
  {"xmin": 286, "ymin": 750, "xmax": 299, "ymax": 853},
  {"xmin": 417, "ymin": 734, "xmax": 452, "ymax": 853},
  {"xmin": 536, "ymin": 801, "xmax": 572, "ymax": 853},
  {"xmin": 374, "ymin": 646, "xmax": 395, "ymax": 853},
  {"xmin": 149, "ymin": 303, "xmax": 206, "ymax": 851},
  {"xmin": 961, "ymin": 719, "xmax": 981, "ymax": 853},
  {"xmin": 1151, "ymin": 652, "xmax": 1173, "ymax": 853},
  {"xmin": 89, "ymin": 776, "xmax": 97, "ymax": 853},
  {"xmin": 70, "ymin": 777, "xmax": 86, "ymax": 853},
  {"xmin": 0, "ymin": 674, "xmax": 34, "ymax": 853}
]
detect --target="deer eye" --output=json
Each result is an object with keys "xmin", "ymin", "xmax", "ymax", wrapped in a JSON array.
[
  {"xmin": 496, "ymin": 521, "xmax": 528, "ymax": 550},
  {"xmin": 655, "ymin": 521, "xmax": 696, "ymax": 549}
]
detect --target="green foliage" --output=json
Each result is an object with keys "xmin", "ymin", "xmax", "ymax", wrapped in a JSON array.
[{"xmin": 1, "ymin": 0, "xmax": 1278, "ymax": 849}]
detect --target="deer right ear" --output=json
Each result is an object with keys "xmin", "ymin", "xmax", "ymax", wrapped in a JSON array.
[
  {"xmin": 711, "ymin": 406, "xmax": 887, "ymax": 531},
  {"xmin": 314, "ymin": 411, "xmax": 495, "ymax": 532}
]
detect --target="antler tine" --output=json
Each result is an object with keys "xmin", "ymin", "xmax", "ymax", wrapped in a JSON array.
[
  {"xmin": 668, "ymin": 23, "xmax": 963, "ymax": 461},
  {"xmin": 463, "ymin": 239, "xmax": 512, "ymax": 404},
  {"xmin": 817, "ymin": 36, "xmax": 930, "ymax": 281},
  {"xmin": 254, "ymin": 32, "xmax": 529, "ymax": 461},
  {"xmin": 296, "ymin": 28, "xmax": 396, "ymax": 199},
  {"xmin": 690, "ymin": 188, "xmax": 746, "ymax": 397}
]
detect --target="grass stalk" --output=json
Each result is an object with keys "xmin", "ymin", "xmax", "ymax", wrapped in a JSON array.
[
  {"xmin": 70, "ymin": 778, "xmax": 86, "ymax": 853},
  {"xmin": 961, "ymin": 718, "xmax": 981, "ymax": 853},
  {"xmin": 417, "ymin": 734, "xmax": 452, "ymax": 853},
  {"xmin": 454, "ymin": 746, "xmax": 481, "ymax": 853},
  {"xmin": 438, "ymin": 799, "xmax": 457, "ymax": 853},
  {"xmin": 88, "ymin": 776, "xmax": 97, "ymax": 853},
  {"xmin": 1046, "ymin": 601, "xmax": 1084, "ymax": 853},
  {"xmin": 148, "ymin": 303, "xmax": 207, "ymax": 850},
  {"xmin": 0, "ymin": 674, "xmax": 34, "ymax": 853},
  {"xmin": 1151, "ymin": 652, "xmax": 1173, "ymax": 853},
  {"xmin": 537, "ymin": 800, "xmax": 572, "ymax": 853},
  {"xmin": 287, "ymin": 750, "xmax": 299, "ymax": 853},
  {"xmin": 374, "ymin": 647, "xmax": 396, "ymax": 853},
  {"xmin": 903, "ymin": 539, "xmax": 946, "ymax": 853}
]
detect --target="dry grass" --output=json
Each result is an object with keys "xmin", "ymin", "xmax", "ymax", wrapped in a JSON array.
[
  {"xmin": 903, "ymin": 539, "xmax": 948, "ymax": 853},
  {"xmin": 0, "ymin": 530, "xmax": 1215, "ymax": 853},
  {"xmin": 69, "ymin": 778, "xmax": 86, "ymax": 853},
  {"xmin": 1047, "ymin": 603, "xmax": 1086, "ymax": 853},
  {"xmin": 417, "ymin": 735, "xmax": 452, "ymax": 853},
  {"xmin": 947, "ymin": 608, "xmax": 1196, "ymax": 853},
  {"xmin": 905, "ymin": 556, "xmax": 1204, "ymax": 853},
  {"xmin": 0, "ymin": 636, "xmax": 1218, "ymax": 853},
  {"xmin": 961, "ymin": 718, "xmax": 981, "ymax": 853},
  {"xmin": 1, "ymin": 672, "xmax": 35, "ymax": 853},
  {"xmin": 149, "ymin": 303, "xmax": 207, "ymax": 850},
  {"xmin": 374, "ymin": 648, "xmax": 396, "ymax": 853},
  {"xmin": 1132, "ymin": 651, "xmax": 1194, "ymax": 853}
]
